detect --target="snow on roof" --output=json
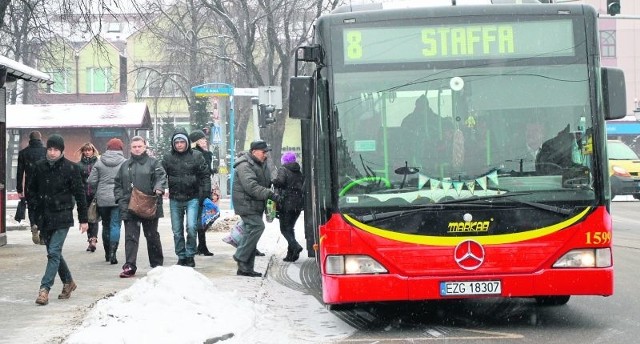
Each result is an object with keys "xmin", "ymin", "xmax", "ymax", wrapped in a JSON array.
[
  {"xmin": 7, "ymin": 103, "xmax": 152, "ymax": 129},
  {"xmin": 0, "ymin": 55, "xmax": 52, "ymax": 84}
]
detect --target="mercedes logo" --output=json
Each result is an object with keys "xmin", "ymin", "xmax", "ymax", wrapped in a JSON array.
[{"xmin": 454, "ymin": 240, "xmax": 485, "ymax": 270}]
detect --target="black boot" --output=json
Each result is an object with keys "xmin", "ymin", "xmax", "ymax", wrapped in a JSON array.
[
  {"xmin": 103, "ymin": 241, "xmax": 110, "ymax": 262},
  {"xmin": 196, "ymin": 228, "xmax": 214, "ymax": 256},
  {"xmin": 283, "ymin": 248, "xmax": 294, "ymax": 262},
  {"xmin": 109, "ymin": 243, "xmax": 118, "ymax": 265},
  {"xmin": 291, "ymin": 246, "xmax": 304, "ymax": 262}
]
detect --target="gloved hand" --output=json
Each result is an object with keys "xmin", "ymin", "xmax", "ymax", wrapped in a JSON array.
[{"xmin": 270, "ymin": 193, "xmax": 283, "ymax": 204}]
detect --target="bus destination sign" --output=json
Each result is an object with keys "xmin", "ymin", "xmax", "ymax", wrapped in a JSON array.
[{"xmin": 343, "ymin": 20, "xmax": 574, "ymax": 64}]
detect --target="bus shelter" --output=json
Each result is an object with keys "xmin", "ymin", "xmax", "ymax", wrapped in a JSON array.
[{"xmin": 0, "ymin": 55, "xmax": 52, "ymax": 247}]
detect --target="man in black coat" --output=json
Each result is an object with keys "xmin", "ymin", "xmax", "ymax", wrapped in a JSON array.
[
  {"xmin": 162, "ymin": 127, "xmax": 211, "ymax": 268},
  {"xmin": 16, "ymin": 130, "xmax": 47, "ymax": 244},
  {"xmin": 28, "ymin": 134, "xmax": 88, "ymax": 305}
]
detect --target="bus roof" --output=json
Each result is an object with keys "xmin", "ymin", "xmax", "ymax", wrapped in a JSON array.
[{"xmin": 332, "ymin": 0, "xmax": 544, "ymax": 14}]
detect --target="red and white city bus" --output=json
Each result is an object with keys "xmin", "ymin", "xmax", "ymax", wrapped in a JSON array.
[{"xmin": 289, "ymin": 0, "xmax": 627, "ymax": 307}]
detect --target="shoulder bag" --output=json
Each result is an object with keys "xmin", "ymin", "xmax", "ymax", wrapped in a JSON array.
[
  {"xmin": 127, "ymin": 166, "xmax": 157, "ymax": 219},
  {"xmin": 88, "ymin": 198, "xmax": 100, "ymax": 223}
]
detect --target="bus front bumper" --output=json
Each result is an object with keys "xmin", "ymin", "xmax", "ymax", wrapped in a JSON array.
[{"xmin": 322, "ymin": 268, "xmax": 613, "ymax": 305}]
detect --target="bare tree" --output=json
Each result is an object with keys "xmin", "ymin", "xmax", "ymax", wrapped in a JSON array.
[{"xmin": 198, "ymin": 0, "xmax": 342, "ymax": 162}]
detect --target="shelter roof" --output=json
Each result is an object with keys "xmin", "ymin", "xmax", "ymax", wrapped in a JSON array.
[
  {"xmin": 7, "ymin": 103, "xmax": 152, "ymax": 129},
  {"xmin": 0, "ymin": 55, "xmax": 52, "ymax": 84}
]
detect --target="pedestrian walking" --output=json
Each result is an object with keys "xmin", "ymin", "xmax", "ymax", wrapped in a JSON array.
[
  {"xmin": 16, "ymin": 130, "xmax": 47, "ymax": 245},
  {"xmin": 272, "ymin": 151, "xmax": 305, "ymax": 262},
  {"xmin": 28, "ymin": 134, "xmax": 88, "ymax": 305},
  {"xmin": 77, "ymin": 142, "xmax": 99, "ymax": 252},
  {"xmin": 114, "ymin": 136, "xmax": 167, "ymax": 278},
  {"xmin": 162, "ymin": 128, "xmax": 210, "ymax": 268},
  {"xmin": 87, "ymin": 138, "xmax": 126, "ymax": 264},
  {"xmin": 189, "ymin": 129, "xmax": 215, "ymax": 256},
  {"xmin": 232, "ymin": 140, "xmax": 282, "ymax": 277}
]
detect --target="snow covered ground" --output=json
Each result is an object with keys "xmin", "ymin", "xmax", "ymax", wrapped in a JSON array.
[{"xmin": 62, "ymin": 210, "xmax": 354, "ymax": 344}]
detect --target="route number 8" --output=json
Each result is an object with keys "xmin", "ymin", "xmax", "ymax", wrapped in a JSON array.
[{"xmin": 346, "ymin": 31, "xmax": 363, "ymax": 60}]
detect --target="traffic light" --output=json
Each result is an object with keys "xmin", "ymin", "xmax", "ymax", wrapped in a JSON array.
[
  {"xmin": 607, "ymin": 0, "xmax": 620, "ymax": 16},
  {"xmin": 258, "ymin": 104, "xmax": 276, "ymax": 128}
]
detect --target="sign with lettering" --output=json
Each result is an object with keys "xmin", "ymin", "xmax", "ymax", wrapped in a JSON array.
[{"xmin": 343, "ymin": 20, "xmax": 574, "ymax": 64}]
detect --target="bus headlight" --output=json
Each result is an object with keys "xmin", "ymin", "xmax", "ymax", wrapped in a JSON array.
[
  {"xmin": 553, "ymin": 248, "xmax": 612, "ymax": 268},
  {"xmin": 325, "ymin": 255, "xmax": 388, "ymax": 275}
]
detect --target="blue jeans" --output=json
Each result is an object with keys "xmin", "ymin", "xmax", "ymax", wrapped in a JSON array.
[
  {"xmin": 108, "ymin": 207, "xmax": 122, "ymax": 243},
  {"xmin": 40, "ymin": 228, "xmax": 72, "ymax": 291},
  {"xmin": 169, "ymin": 198, "xmax": 199, "ymax": 259}
]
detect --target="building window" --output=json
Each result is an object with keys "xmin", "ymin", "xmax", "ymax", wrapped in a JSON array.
[
  {"xmin": 600, "ymin": 30, "xmax": 616, "ymax": 58},
  {"xmin": 86, "ymin": 67, "xmax": 113, "ymax": 93},
  {"xmin": 135, "ymin": 69, "xmax": 181, "ymax": 98},
  {"xmin": 45, "ymin": 68, "xmax": 71, "ymax": 94},
  {"xmin": 107, "ymin": 22, "xmax": 121, "ymax": 33}
]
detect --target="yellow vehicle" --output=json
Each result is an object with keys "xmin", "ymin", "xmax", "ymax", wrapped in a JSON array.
[{"xmin": 608, "ymin": 139, "xmax": 640, "ymax": 199}]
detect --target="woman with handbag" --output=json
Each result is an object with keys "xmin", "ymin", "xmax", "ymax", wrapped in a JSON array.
[
  {"xmin": 76, "ymin": 142, "xmax": 99, "ymax": 252},
  {"xmin": 87, "ymin": 138, "xmax": 127, "ymax": 264},
  {"xmin": 114, "ymin": 136, "xmax": 167, "ymax": 278}
]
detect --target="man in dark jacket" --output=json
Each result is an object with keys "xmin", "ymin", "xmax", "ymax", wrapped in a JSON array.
[
  {"xmin": 162, "ymin": 127, "xmax": 211, "ymax": 268},
  {"xmin": 28, "ymin": 134, "xmax": 88, "ymax": 305},
  {"xmin": 16, "ymin": 130, "xmax": 47, "ymax": 244},
  {"xmin": 232, "ymin": 140, "xmax": 281, "ymax": 277},
  {"xmin": 114, "ymin": 136, "xmax": 167, "ymax": 278},
  {"xmin": 189, "ymin": 129, "xmax": 214, "ymax": 256}
]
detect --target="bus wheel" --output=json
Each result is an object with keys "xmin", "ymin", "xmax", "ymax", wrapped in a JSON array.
[{"xmin": 535, "ymin": 296, "xmax": 570, "ymax": 306}]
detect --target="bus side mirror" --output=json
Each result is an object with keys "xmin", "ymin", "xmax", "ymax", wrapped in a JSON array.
[
  {"xmin": 602, "ymin": 67, "xmax": 626, "ymax": 120},
  {"xmin": 289, "ymin": 76, "xmax": 313, "ymax": 120}
]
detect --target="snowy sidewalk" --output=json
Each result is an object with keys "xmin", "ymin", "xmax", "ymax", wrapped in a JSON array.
[{"xmin": 0, "ymin": 204, "xmax": 353, "ymax": 344}]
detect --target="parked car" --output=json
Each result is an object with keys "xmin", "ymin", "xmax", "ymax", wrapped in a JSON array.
[{"xmin": 608, "ymin": 139, "xmax": 640, "ymax": 199}]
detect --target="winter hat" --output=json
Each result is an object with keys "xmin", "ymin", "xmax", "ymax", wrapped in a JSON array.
[
  {"xmin": 281, "ymin": 151, "xmax": 297, "ymax": 164},
  {"xmin": 106, "ymin": 138, "xmax": 124, "ymax": 151},
  {"xmin": 46, "ymin": 134, "xmax": 65, "ymax": 152},
  {"xmin": 173, "ymin": 133, "xmax": 189, "ymax": 145},
  {"xmin": 189, "ymin": 130, "xmax": 206, "ymax": 143},
  {"xmin": 250, "ymin": 140, "xmax": 271, "ymax": 152}
]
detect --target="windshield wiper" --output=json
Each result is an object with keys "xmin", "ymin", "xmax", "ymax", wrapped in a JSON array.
[
  {"xmin": 440, "ymin": 192, "xmax": 573, "ymax": 215},
  {"xmin": 354, "ymin": 202, "xmax": 509, "ymax": 223}
]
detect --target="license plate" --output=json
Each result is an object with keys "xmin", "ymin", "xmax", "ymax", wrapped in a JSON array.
[{"xmin": 440, "ymin": 280, "xmax": 501, "ymax": 296}]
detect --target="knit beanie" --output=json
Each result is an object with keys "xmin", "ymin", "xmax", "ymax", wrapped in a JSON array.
[
  {"xmin": 172, "ymin": 133, "xmax": 189, "ymax": 148},
  {"xmin": 189, "ymin": 130, "xmax": 206, "ymax": 143},
  {"xmin": 46, "ymin": 134, "xmax": 65, "ymax": 152},
  {"xmin": 281, "ymin": 151, "xmax": 297, "ymax": 164},
  {"xmin": 106, "ymin": 138, "xmax": 124, "ymax": 151}
]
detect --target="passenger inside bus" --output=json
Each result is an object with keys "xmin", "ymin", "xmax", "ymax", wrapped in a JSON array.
[{"xmin": 400, "ymin": 94, "xmax": 453, "ymax": 176}]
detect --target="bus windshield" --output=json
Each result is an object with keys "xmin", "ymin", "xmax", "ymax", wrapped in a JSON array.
[{"xmin": 334, "ymin": 34, "xmax": 595, "ymax": 207}]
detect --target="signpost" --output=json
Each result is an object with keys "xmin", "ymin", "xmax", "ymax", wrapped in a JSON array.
[{"xmin": 191, "ymin": 83, "xmax": 235, "ymax": 205}]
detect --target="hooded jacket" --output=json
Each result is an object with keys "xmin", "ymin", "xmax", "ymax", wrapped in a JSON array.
[
  {"xmin": 162, "ymin": 127, "xmax": 211, "ymax": 201},
  {"xmin": 232, "ymin": 151, "xmax": 274, "ymax": 215},
  {"xmin": 87, "ymin": 150, "xmax": 127, "ymax": 207},
  {"xmin": 272, "ymin": 161, "xmax": 304, "ymax": 212}
]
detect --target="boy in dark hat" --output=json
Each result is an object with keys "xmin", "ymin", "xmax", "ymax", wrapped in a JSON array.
[{"xmin": 28, "ymin": 134, "xmax": 88, "ymax": 305}]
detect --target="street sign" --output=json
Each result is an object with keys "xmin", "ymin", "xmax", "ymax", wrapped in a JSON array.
[
  {"xmin": 258, "ymin": 86, "xmax": 282, "ymax": 109},
  {"xmin": 192, "ymin": 83, "xmax": 233, "ymax": 97},
  {"xmin": 211, "ymin": 125, "xmax": 222, "ymax": 144},
  {"xmin": 234, "ymin": 88, "xmax": 259, "ymax": 97}
]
